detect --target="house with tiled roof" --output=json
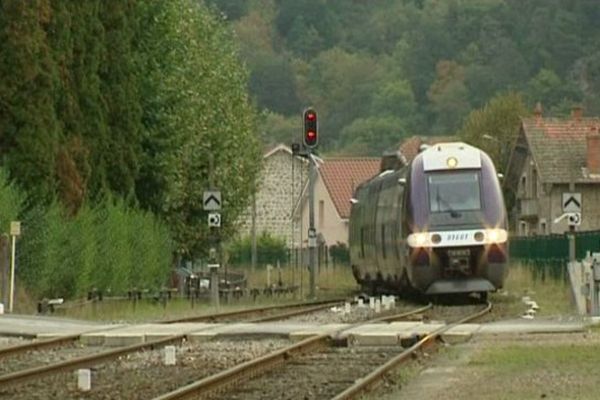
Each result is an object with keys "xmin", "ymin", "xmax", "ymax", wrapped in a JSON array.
[
  {"xmin": 239, "ymin": 145, "xmax": 380, "ymax": 252},
  {"xmin": 504, "ymin": 106, "xmax": 600, "ymax": 235},
  {"xmin": 398, "ymin": 135, "xmax": 457, "ymax": 162},
  {"xmin": 296, "ymin": 157, "xmax": 380, "ymax": 247}
]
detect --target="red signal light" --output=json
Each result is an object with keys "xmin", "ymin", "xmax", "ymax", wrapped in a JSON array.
[{"xmin": 303, "ymin": 108, "xmax": 318, "ymax": 148}]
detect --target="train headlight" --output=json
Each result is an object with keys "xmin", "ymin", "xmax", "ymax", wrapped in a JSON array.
[
  {"xmin": 485, "ymin": 229, "xmax": 508, "ymax": 244},
  {"xmin": 446, "ymin": 157, "xmax": 458, "ymax": 168},
  {"xmin": 407, "ymin": 232, "xmax": 429, "ymax": 248}
]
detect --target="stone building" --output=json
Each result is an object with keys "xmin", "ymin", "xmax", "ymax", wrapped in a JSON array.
[
  {"xmin": 238, "ymin": 144, "xmax": 308, "ymax": 247},
  {"xmin": 504, "ymin": 107, "xmax": 600, "ymax": 235},
  {"xmin": 239, "ymin": 144, "xmax": 380, "ymax": 249}
]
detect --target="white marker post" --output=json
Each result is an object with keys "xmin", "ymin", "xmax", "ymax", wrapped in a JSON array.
[
  {"xmin": 164, "ymin": 345, "xmax": 176, "ymax": 366},
  {"xmin": 8, "ymin": 221, "xmax": 20, "ymax": 313},
  {"xmin": 77, "ymin": 369, "xmax": 91, "ymax": 391}
]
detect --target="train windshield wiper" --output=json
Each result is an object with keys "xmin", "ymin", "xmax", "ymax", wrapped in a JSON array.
[{"xmin": 435, "ymin": 188, "xmax": 461, "ymax": 218}]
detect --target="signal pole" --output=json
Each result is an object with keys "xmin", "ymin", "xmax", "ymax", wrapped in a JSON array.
[
  {"xmin": 308, "ymin": 155, "xmax": 317, "ymax": 299},
  {"xmin": 299, "ymin": 108, "xmax": 318, "ymax": 299}
]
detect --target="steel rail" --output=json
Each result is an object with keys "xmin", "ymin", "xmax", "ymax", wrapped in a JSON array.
[
  {"xmin": 152, "ymin": 334, "xmax": 330, "ymax": 400},
  {"xmin": 0, "ymin": 299, "xmax": 347, "ymax": 385},
  {"xmin": 0, "ymin": 334, "xmax": 80, "ymax": 360},
  {"xmin": 247, "ymin": 301, "xmax": 347, "ymax": 322},
  {"xmin": 150, "ymin": 304, "xmax": 432, "ymax": 400},
  {"xmin": 330, "ymin": 301, "xmax": 493, "ymax": 400},
  {"xmin": 0, "ymin": 334, "xmax": 185, "ymax": 386},
  {"xmin": 0, "ymin": 299, "xmax": 345, "ymax": 363},
  {"xmin": 160, "ymin": 298, "xmax": 345, "ymax": 323}
]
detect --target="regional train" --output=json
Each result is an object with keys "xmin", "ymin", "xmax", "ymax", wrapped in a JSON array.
[{"xmin": 349, "ymin": 142, "xmax": 508, "ymax": 300}]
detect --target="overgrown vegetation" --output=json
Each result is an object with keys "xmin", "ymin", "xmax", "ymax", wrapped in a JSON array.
[
  {"xmin": 209, "ymin": 0, "xmax": 599, "ymax": 155},
  {"xmin": 17, "ymin": 197, "xmax": 173, "ymax": 299}
]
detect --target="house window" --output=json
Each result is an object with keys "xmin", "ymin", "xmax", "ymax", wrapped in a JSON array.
[
  {"xmin": 318, "ymin": 200, "xmax": 324, "ymax": 228},
  {"xmin": 521, "ymin": 175, "xmax": 527, "ymax": 196},
  {"xmin": 540, "ymin": 219, "xmax": 547, "ymax": 235},
  {"xmin": 532, "ymin": 168, "xmax": 538, "ymax": 198},
  {"xmin": 519, "ymin": 221, "xmax": 527, "ymax": 236}
]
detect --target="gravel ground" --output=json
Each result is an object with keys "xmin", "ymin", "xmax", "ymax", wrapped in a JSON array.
[
  {"xmin": 0, "ymin": 339, "xmax": 291, "ymax": 400},
  {"xmin": 223, "ymin": 345, "xmax": 405, "ymax": 400},
  {"xmin": 0, "ymin": 298, "xmax": 508, "ymax": 399}
]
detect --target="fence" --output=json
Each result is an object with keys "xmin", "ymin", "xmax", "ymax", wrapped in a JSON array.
[{"xmin": 509, "ymin": 230, "xmax": 600, "ymax": 280}]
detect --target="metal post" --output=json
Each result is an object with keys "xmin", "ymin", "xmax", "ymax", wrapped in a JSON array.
[
  {"xmin": 568, "ymin": 227, "xmax": 576, "ymax": 262},
  {"xmin": 210, "ymin": 266, "xmax": 219, "ymax": 310},
  {"xmin": 208, "ymin": 154, "xmax": 220, "ymax": 310},
  {"xmin": 9, "ymin": 235, "xmax": 16, "ymax": 312},
  {"xmin": 1, "ymin": 235, "xmax": 8, "ymax": 307},
  {"xmin": 308, "ymin": 155, "xmax": 317, "ymax": 299},
  {"xmin": 251, "ymin": 189, "xmax": 257, "ymax": 273}
]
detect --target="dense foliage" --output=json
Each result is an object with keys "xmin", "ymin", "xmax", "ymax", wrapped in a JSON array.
[
  {"xmin": 0, "ymin": 1, "xmax": 261, "ymax": 298},
  {"xmin": 18, "ymin": 197, "xmax": 173, "ymax": 298},
  {"xmin": 209, "ymin": 0, "xmax": 599, "ymax": 155},
  {"xmin": 0, "ymin": 1, "xmax": 260, "ymax": 259}
]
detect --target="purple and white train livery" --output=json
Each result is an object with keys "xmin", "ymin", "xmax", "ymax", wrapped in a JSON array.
[{"xmin": 349, "ymin": 142, "xmax": 508, "ymax": 300}]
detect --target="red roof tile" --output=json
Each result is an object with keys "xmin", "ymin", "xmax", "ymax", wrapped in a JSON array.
[
  {"xmin": 319, "ymin": 158, "xmax": 380, "ymax": 219},
  {"xmin": 521, "ymin": 117, "xmax": 600, "ymax": 183}
]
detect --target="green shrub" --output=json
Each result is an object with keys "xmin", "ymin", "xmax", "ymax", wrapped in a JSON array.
[
  {"xmin": 227, "ymin": 232, "xmax": 287, "ymax": 266},
  {"xmin": 329, "ymin": 242, "xmax": 350, "ymax": 265},
  {"xmin": 19, "ymin": 197, "xmax": 174, "ymax": 298}
]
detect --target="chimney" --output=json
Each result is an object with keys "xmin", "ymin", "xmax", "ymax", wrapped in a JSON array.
[
  {"xmin": 572, "ymin": 105, "xmax": 583, "ymax": 121},
  {"xmin": 534, "ymin": 102, "xmax": 543, "ymax": 125},
  {"xmin": 588, "ymin": 133, "xmax": 600, "ymax": 174}
]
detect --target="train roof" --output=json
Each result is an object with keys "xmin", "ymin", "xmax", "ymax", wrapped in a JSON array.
[{"xmin": 418, "ymin": 142, "xmax": 482, "ymax": 172}]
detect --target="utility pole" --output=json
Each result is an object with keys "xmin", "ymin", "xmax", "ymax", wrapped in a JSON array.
[{"xmin": 308, "ymin": 155, "xmax": 317, "ymax": 299}]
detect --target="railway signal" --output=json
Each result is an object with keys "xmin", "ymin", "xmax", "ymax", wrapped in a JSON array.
[{"xmin": 303, "ymin": 108, "xmax": 318, "ymax": 149}]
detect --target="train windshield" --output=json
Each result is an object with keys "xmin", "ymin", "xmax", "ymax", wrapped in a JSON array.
[{"xmin": 428, "ymin": 171, "xmax": 481, "ymax": 213}]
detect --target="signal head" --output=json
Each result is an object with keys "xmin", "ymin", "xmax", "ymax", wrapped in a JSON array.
[{"xmin": 303, "ymin": 108, "xmax": 318, "ymax": 148}]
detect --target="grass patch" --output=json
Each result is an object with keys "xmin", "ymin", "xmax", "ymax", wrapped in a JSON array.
[
  {"xmin": 490, "ymin": 262, "xmax": 573, "ymax": 317},
  {"xmin": 463, "ymin": 341, "xmax": 600, "ymax": 400},
  {"xmin": 49, "ymin": 264, "xmax": 359, "ymax": 322}
]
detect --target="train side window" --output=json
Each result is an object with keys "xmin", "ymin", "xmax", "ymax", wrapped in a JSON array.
[
  {"xmin": 360, "ymin": 227, "xmax": 365, "ymax": 258},
  {"xmin": 381, "ymin": 225, "xmax": 386, "ymax": 259}
]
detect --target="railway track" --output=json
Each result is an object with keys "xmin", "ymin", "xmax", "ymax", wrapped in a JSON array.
[
  {"xmin": 0, "ymin": 298, "xmax": 345, "ymax": 362},
  {"xmin": 149, "ymin": 302, "xmax": 488, "ymax": 400},
  {"xmin": 0, "ymin": 299, "xmax": 470, "ymax": 399},
  {"xmin": 0, "ymin": 298, "xmax": 351, "ymax": 388}
]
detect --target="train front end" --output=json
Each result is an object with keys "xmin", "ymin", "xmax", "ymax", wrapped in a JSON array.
[{"xmin": 405, "ymin": 143, "xmax": 508, "ymax": 297}]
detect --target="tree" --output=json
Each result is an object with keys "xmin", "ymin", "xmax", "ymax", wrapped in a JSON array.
[
  {"xmin": 525, "ymin": 68, "xmax": 582, "ymax": 115},
  {"xmin": 427, "ymin": 60, "xmax": 471, "ymax": 133},
  {"xmin": 0, "ymin": 0, "xmax": 61, "ymax": 202},
  {"xmin": 135, "ymin": 1, "xmax": 261, "ymax": 259},
  {"xmin": 249, "ymin": 55, "xmax": 301, "ymax": 115},
  {"xmin": 371, "ymin": 79, "xmax": 419, "ymax": 132},
  {"xmin": 303, "ymin": 47, "xmax": 381, "ymax": 147},
  {"xmin": 458, "ymin": 92, "xmax": 528, "ymax": 173},
  {"xmin": 339, "ymin": 116, "xmax": 406, "ymax": 156}
]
